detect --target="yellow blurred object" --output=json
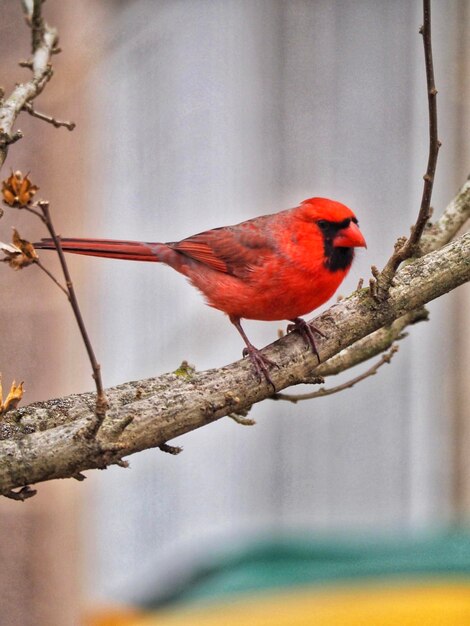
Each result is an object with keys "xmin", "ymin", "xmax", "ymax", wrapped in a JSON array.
[
  {"xmin": 84, "ymin": 606, "xmax": 144, "ymax": 626},
  {"xmin": 114, "ymin": 580, "xmax": 470, "ymax": 626}
]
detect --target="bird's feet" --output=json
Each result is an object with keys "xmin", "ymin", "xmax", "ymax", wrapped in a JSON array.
[
  {"xmin": 287, "ymin": 317, "xmax": 327, "ymax": 362},
  {"xmin": 242, "ymin": 344, "xmax": 278, "ymax": 391},
  {"xmin": 230, "ymin": 316, "xmax": 278, "ymax": 390}
]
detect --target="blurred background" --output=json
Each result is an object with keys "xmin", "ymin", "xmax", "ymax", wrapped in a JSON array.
[{"xmin": 0, "ymin": 1, "xmax": 469, "ymax": 624}]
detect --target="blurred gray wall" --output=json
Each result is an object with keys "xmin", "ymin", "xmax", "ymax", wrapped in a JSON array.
[{"xmin": 67, "ymin": 0, "xmax": 469, "ymax": 605}]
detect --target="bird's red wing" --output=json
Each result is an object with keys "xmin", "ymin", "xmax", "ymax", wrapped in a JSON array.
[
  {"xmin": 169, "ymin": 217, "xmax": 277, "ymax": 277},
  {"xmin": 170, "ymin": 239, "xmax": 229, "ymax": 273}
]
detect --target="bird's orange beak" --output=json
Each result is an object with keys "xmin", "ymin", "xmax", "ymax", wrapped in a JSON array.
[{"xmin": 334, "ymin": 221, "xmax": 367, "ymax": 248}]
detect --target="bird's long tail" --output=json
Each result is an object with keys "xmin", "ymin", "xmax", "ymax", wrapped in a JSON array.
[{"xmin": 34, "ymin": 238, "xmax": 163, "ymax": 262}]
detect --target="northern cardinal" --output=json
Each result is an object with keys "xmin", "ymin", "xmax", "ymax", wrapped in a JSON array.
[{"xmin": 35, "ymin": 197, "xmax": 366, "ymax": 386}]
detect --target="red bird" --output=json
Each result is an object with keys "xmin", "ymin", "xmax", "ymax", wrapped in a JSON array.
[{"xmin": 35, "ymin": 197, "xmax": 366, "ymax": 386}]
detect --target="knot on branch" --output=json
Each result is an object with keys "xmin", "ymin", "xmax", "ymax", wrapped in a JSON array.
[
  {"xmin": 0, "ymin": 130, "xmax": 24, "ymax": 148},
  {"xmin": 369, "ymin": 234, "xmax": 417, "ymax": 302},
  {"xmin": 4, "ymin": 485, "xmax": 37, "ymax": 501}
]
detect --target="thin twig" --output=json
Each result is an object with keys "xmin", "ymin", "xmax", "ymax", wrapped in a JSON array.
[
  {"xmin": 374, "ymin": 0, "xmax": 440, "ymax": 298},
  {"xmin": 1, "ymin": 180, "xmax": 110, "ymax": 435},
  {"xmin": 316, "ymin": 309, "xmax": 427, "ymax": 378},
  {"xmin": 23, "ymin": 102, "xmax": 76, "ymax": 131},
  {"xmin": 37, "ymin": 200, "xmax": 108, "ymax": 428},
  {"xmin": 272, "ymin": 345, "xmax": 399, "ymax": 403},
  {"xmin": 19, "ymin": 203, "xmax": 46, "ymax": 220},
  {"xmin": 34, "ymin": 258, "xmax": 68, "ymax": 296}
]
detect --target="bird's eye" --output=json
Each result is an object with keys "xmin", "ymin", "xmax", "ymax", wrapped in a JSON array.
[
  {"xmin": 316, "ymin": 220, "xmax": 328, "ymax": 230},
  {"xmin": 352, "ymin": 217, "xmax": 358, "ymax": 225}
]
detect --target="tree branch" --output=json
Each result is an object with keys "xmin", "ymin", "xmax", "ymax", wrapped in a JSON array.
[
  {"xmin": 273, "ymin": 346, "xmax": 399, "ymax": 403},
  {"xmin": 35, "ymin": 201, "xmax": 108, "ymax": 427},
  {"xmin": 420, "ymin": 177, "xmax": 470, "ymax": 254},
  {"xmin": 22, "ymin": 102, "xmax": 76, "ymax": 131},
  {"xmin": 0, "ymin": 1, "xmax": 58, "ymax": 169},
  {"xmin": 0, "ymin": 230, "xmax": 468, "ymax": 495},
  {"xmin": 0, "ymin": 0, "xmax": 468, "ymax": 499},
  {"xmin": 375, "ymin": 0, "xmax": 441, "ymax": 296},
  {"xmin": 315, "ymin": 175, "xmax": 469, "ymax": 380},
  {"xmin": 315, "ymin": 309, "xmax": 427, "ymax": 378}
]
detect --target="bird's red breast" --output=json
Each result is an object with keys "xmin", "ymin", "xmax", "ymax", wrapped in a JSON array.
[{"xmin": 168, "ymin": 197, "xmax": 366, "ymax": 321}]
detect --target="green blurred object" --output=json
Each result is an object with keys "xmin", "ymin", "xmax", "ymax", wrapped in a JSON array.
[{"xmin": 143, "ymin": 530, "xmax": 470, "ymax": 609}]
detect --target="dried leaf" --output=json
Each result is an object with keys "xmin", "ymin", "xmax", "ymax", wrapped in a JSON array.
[
  {"xmin": 12, "ymin": 228, "xmax": 38, "ymax": 259},
  {"xmin": 0, "ymin": 228, "xmax": 38, "ymax": 269},
  {"xmin": 0, "ymin": 242, "xmax": 21, "ymax": 255},
  {"xmin": 1, "ymin": 171, "xmax": 39, "ymax": 207},
  {"xmin": 3, "ymin": 381, "xmax": 24, "ymax": 413},
  {"xmin": 0, "ymin": 376, "xmax": 25, "ymax": 416}
]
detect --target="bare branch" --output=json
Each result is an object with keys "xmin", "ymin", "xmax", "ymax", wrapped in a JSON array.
[
  {"xmin": 375, "ymin": 0, "xmax": 441, "ymax": 296},
  {"xmin": 0, "ymin": 231, "xmax": 468, "ymax": 496},
  {"xmin": 36, "ymin": 201, "xmax": 108, "ymax": 427},
  {"xmin": 0, "ymin": 2, "xmax": 58, "ymax": 169},
  {"xmin": 30, "ymin": 0, "xmax": 46, "ymax": 53},
  {"xmin": 22, "ymin": 102, "xmax": 76, "ymax": 131},
  {"xmin": 0, "ymin": 171, "xmax": 107, "ymax": 427},
  {"xmin": 317, "ymin": 309, "xmax": 427, "ymax": 378},
  {"xmin": 34, "ymin": 258, "xmax": 68, "ymax": 296},
  {"xmin": 420, "ymin": 177, "xmax": 470, "ymax": 254},
  {"xmin": 21, "ymin": 1, "xmax": 34, "ymax": 22},
  {"xmin": 0, "ymin": 0, "xmax": 467, "ymax": 498},
  {"xmin": 273, "ymin": 346, "xmax": 399, "ymax": 403}
]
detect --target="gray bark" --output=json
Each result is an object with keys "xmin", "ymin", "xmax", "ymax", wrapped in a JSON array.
[{"xmin": 0, "ymin": 231, "xmax": 468, "ymax": 495}]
